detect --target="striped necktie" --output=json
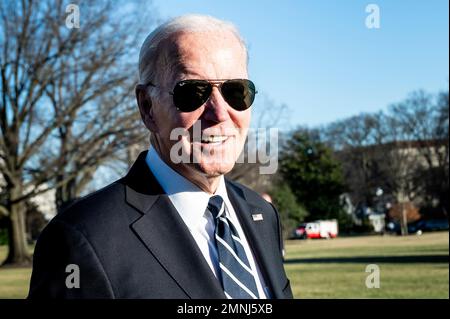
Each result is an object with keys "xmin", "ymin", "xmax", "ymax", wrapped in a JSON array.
[{"xmin": 207, "ymin": 195, "xmax": 259, "ymax": 299}]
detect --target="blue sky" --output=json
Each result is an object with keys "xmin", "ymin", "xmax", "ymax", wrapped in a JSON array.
[{"xmin": 152, "ymin": 0, "xmax": 449, "ymax": 129}]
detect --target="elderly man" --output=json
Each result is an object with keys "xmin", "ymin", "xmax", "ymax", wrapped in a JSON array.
[{"xmin": 28, "ymin": 14, "xmax": 292, "ymax": 299}]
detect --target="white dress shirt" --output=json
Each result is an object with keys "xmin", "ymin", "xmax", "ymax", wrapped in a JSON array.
[{"xmin": 145, "ymin": 146, "xmax": 268, "ymax": 298}]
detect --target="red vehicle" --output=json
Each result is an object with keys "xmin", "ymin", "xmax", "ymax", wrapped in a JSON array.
[{"xmin": 293, "ymin": 220, "xmax": 338, "ymax": 239}]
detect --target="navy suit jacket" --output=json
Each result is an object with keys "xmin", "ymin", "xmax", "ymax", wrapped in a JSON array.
[{"xmin": 28, "ymin": 151, "xmax": 293, "ymax": 299}]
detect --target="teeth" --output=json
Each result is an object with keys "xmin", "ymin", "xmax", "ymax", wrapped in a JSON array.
[{"xmin": 201, "ymin": 135, "xmax": 228, "ymax": 143}]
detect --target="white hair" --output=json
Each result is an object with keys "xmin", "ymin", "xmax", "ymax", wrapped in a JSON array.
[{"xmin": 138, "ymin": 14, "xmax": 248, "ymax": 89}]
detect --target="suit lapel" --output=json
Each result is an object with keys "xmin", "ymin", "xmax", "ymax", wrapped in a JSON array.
[
  {"xmin": 123, "ymin": 152, "xmax": 225, "ymax": 299},
  {"xmin": 226, "ymin": 181, "xmax": 285, "ymax": 299}
]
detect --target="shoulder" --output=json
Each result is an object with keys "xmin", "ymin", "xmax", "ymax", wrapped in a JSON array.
[
  {"xmin": 225, "ymin": 178, "xmax": 284, "ymax": 252},
  {"xmin": 48, "ymin": 180, "xmax": 130, "ymax": 237},
  {"xmin": 225, "ymin": 179, "xmax": 276, "ymax": 214}
]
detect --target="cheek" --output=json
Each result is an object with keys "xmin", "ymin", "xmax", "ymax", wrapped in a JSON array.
[
  {"xmin": 231, "ymin": 109, "xmax": 251, "ymax": 131},
  {"xmin": 178, "ymin": 109, "xmax": 204, "ymax": 129},
  {"xmin": 156, "ymin": 101, "xmax": 200, "ymax": 132}
]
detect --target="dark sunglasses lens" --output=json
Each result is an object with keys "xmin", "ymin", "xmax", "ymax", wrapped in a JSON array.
[
  {"xmin": 221, "ymin": 79, "xmax": 256, "ymax": 111},
  {"xmin": 173, "ymin": 80, "xmax": 211, "ymax": 112}
]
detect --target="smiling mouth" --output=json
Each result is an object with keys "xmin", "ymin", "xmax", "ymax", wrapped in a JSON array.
[{"xmin": 199, "ymin": 135, "xmax": 229, "ymax": 144}]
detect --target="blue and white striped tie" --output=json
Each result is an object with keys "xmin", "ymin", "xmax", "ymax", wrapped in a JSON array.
[{"xmin": 208, "ymin": 195, "xmax": 259, "ymax": 299}]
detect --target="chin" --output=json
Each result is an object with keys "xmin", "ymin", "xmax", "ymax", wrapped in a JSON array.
[{"xmin": 194, "ymin": 161, "xmax": 235, "ymax": 177}]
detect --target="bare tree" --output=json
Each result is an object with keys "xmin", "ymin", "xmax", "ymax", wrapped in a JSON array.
[
  {"xmin": 322, "ymin": 90, "xmax": 448, "ymax": 235},
  {"xmin": 325, "ymin": 113, "xmax": 389, "ymax": 208},
  {"xmin": 385, "ymin": 90, "xmax": 449, "ymax": 216},
  {"xmin": 0, "ymin": 0, "xmax": 156, "ymax": 265}
]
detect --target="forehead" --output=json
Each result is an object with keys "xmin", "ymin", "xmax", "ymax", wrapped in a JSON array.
[{"xmin": 162, "ymin": 31, "xmax": 247, "ymax": 81}]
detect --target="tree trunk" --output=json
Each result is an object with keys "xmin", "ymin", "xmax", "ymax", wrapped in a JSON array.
[
  {"xmin": 2, "ymin": 186, "xmax": 32, "ymax": 267},
  {"xmin": 56, "ymin": 175, "xmax": 77, "ymax": 212},
  {"xmin": 400, "ymin": 202, "xmax": 408, "ymax": 236}
]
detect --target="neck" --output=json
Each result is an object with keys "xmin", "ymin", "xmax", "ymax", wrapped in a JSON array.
[
  {"xmin": 150, "ymin": 139, "xmax": 222, "ymax": 194},
  {"xmin": 180, "ymin": 172, "xmax": 221, "ymax": 194}
]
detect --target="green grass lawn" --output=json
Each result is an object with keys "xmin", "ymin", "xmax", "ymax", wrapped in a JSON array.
[
  {"xmin": 284, "ymin": 231, "xmax": 449, "ymax": 298},
  {"xmin": 0, "ymin": 246, "xmax": 32, "ymax": 299},
  {"xmin": 0, "ymin": 232, "xmax": 448, "ymax": 299}
]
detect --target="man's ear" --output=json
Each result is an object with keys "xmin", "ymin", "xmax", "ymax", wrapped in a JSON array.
[{"xmin": 135, "ymin": 84, "xmax": 158, "ymax": 132}]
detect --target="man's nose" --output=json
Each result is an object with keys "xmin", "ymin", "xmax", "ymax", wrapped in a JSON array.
[{"xmin": 202, "ymin": 87, "xmax": 230, "ymax": 123}]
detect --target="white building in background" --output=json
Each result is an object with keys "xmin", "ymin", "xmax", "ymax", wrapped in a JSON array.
[
  {"xmin": 28, "ymin": 186, "xmax": 56, "ymax": 220},
  {"xmin": 0, "ymin": 174, "xmax": 56, "ymax": 220}
]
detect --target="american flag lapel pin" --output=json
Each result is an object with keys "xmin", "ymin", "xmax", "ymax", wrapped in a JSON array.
[{"xmin": 252, "ymin": 213, "xmax": 264, "ymax": 221}]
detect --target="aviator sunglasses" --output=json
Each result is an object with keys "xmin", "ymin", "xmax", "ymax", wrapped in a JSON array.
[{"xmin": 147, "ymin": 79, "xmax": 257, "ymax": 112}]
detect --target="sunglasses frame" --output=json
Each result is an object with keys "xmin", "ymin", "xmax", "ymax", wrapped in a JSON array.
[{"xmin": 145, "ymin": 79, "xmax": 257, "ymax": 112}]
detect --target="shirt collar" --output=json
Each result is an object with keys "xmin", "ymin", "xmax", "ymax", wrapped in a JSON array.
[{"xmin": 145, "ymin": 146, "xmax": 228, "ymax": 231}]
